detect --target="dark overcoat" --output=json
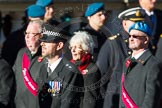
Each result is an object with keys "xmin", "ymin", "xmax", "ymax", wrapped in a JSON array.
[
  {"xmin": 0, "ymin": 57, "xmax": 14, "ymax": 108},
  {"xmin": 78, "ymin": 63, "xmax": 101, "ymax": 108},
  {"xmin": 37, "ymin": 58, "xmax": 84, "ymax": 108},
  {"xmin": 13, "ymin": 47, "xmax": 43, "ymax": 108},
  {"xmin": 154, "ymin": 10, "xmax": 162, "ymax": 61},
  {"xmin": 82, "ymin": 24, "xmax": 107, "ymax": 62},
  {"xmin": 96, "ymin": 33, "xmax": 130, "ymax": 108},
  {"xmin": 119, "ymin": 50, "xmax": 162, "ymax": 108},
  {"xmin": 147, "ymin": 9, "xmax": 162, "ymax": 56}
]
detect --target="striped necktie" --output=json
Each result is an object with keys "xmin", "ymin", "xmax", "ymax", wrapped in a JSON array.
[{"xmin": 47, "ymin": 65, "xmax": 52, "ymax": 76}]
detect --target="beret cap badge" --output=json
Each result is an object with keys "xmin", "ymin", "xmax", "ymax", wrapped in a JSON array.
[{"xmin": 135, "ymin": 10, "xmax": 141, "ymax": 17}]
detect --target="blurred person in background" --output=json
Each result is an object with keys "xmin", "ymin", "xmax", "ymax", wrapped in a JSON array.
[
  {"xmin": 36, "ymin": 0, "xmax": 60, "ymax": 26},
  {"xmin": 0, "ymin": 11, "xmax": 5, "ymax": 54},
  {"xmin": 59, "ymin": 2, "xmax": 110, "ymax": 62},
  {"xmin": 69, "ymin": 31, "xmax": 102, "ymax": 108},
  {"xmin": 0, "ymin": 55, "xmax": 14, "ymax": 108},
  {"xmin": 82, "ymin": 2, "xmax": 108, "ymax": 62},
  {"xmin": 26, "ymin": 4, "xmax": 46, "ymax": 21},
  {"xmin": 139, "ymin": 1, "xmax": 162, "ymax": 106},
  {"xmin": 2, "ymin": 14, "xmax": 12, "ymax": 39},
  {"xmin": 1, "ymin": 4, "xmax": 45, "ymax": 66},
  {"xmin": 139, "ymin": 0, "xmax": 162, "ymax": 59}
]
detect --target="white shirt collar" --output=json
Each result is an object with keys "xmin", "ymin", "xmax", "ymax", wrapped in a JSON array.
[
  {"xmin": 145, "ymin": 10, "xmax": 154, "ymax": 16},
  {"xmin": 31, "ymin": 51, "xmax": 37, "ymax": 56},
  {"xmin": 48, "ymin": 57, "xmax": 62, "ymax": 72},
  {"xmin": 132, "ymin": 49, "xmax": 147, "ymax": 59}
]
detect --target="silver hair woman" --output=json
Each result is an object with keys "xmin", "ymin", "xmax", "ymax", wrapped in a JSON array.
[
  {"xmin": 69, "ymin": 31, "xmax": 95, "ymax": 56},
  {"xmin": 69, "ymin": 31, "xmax": 101, "ymax": 108}
]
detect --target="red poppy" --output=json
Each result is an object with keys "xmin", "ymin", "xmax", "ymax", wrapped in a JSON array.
[
  {"xmin": 38, "ymin": 56, "xmax": 43, "ymax": 62},
  {"xmin": 125, "ymin": 59, "xmax": 131, "ymax": 68},
  {"xmin": 82, "ymin": 69, "xmax": 88, "ymax": 75}
]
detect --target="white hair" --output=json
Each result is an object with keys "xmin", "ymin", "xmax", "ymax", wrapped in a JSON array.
[
  {"xmin": 69, "ymin": 31, "xmax": 95, "ymax": 54},
  {"xmin": 28, "ymin": 20, "xmax": 44, "ymax": 33}
]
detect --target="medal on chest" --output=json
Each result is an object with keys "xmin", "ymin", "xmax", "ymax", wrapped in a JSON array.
[{"xmin": 48, "ymin": 80, "xmax": 62, "ymax": 96}]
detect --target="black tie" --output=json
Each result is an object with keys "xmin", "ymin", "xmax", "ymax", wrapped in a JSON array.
[
  {"xmin": 130, "ymin": 57, "xmax": 135, "ymax": 61},
  {"xmin": 150, "ymin": 14, "xmax": 155, "ymax": 25}
]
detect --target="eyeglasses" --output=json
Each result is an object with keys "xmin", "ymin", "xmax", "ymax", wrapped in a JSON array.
[
  {"xmin": 129, "ymin": 35, "xmax": 146, "ymax": 39},
  {"xmin": 24, "ymin": 31, "xmax": 41, "ymax": 37}
]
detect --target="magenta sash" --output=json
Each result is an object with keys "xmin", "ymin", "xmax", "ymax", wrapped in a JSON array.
[
  {"xmin": 22, "ymin": 53, "xmax": 38, "ymax": 96},
  {"xmin": 122, "ymin": 74, "xmax": 138, "ymax": 108}
]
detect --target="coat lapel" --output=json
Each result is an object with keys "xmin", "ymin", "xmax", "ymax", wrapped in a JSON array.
[
  {"xmin": 48, "ymin": 59, "xmax": 64, "ymax": 81},
  {"xmin": 124, "ymin": 57, "xmax": 131, "ymax": 74},
  {"xmin": 137, "ymin": 50, "xmax": 152, "ymax": 65},
  {"xmin": 124, "ymin": 50, "xmax": 152, "ymax": 75}
]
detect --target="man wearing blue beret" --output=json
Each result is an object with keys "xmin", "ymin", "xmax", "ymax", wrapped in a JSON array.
[
  {"xmin": 82, "ymin": 2, "xmax": 108, "ymax": 62},
  {"xmin": 119, "ymin": 22, "xmax": 162, "ymax": 108},
  {"xmin": 36, "ymin": 0, "xmax": 55, "ymax": 23},
  {"xmin": 96, "ymin": 7, "xmax": 149, "ymax": 108}
]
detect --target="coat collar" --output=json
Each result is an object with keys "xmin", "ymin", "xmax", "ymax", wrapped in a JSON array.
[
  {"xmin": 124, "ymin": 50, "xmax": 152, "ymax": 75},
  {"xmin": 137, "ymin": 50, "xmax": 152, "ymax": 65}
]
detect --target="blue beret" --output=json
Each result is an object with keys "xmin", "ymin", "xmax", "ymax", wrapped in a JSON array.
[
  {"xmin": 26, "ymin": 4, "xmax": 45, "ymax": 18},
  {"xmin": 85, "ymin": 2, "xmax": 104, "ymax": 17},
  {"xmin": 128, "ymin": 22, "xmax": 152, "ymax": 37},
  {"xmin": 36, "ymin": 0, "xmax": 53, "ymax": 7}
]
